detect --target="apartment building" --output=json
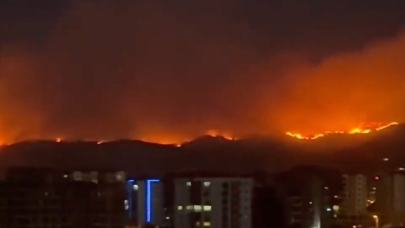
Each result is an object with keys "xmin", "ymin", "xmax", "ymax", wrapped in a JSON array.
[
  {"xmin": 0, "ymin": 167, "xmax": 127, "ymax": 228},
  {"xmin": 285, "ymin": 177, "xmax": 337, "ymax": 228},
  {"xmin": 334, "ymin": 174, "xmax": 369, "ymax": 227},
  {"xmin": 126, "ymin": 179, "xmax": 164, "ymax": 226},
  {"xmin": 174, "ymin": 177, "xmax": 253, "ymax": 228},
  {"xmin": 341, "ymin": 174, "xmax": 368, "ymax": 216},
  {"xmin": 375, "ymin": 172, "xmax": 405, "ymax": 226}
]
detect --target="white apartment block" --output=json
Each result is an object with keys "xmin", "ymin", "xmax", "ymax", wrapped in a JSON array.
[
  {"xmin": 341, "ymin": 174, "xmax": 368, "ymax": 215},
  {"xmin": 174, "ymin": 178, "xmax": 253, "ymax": 228}
]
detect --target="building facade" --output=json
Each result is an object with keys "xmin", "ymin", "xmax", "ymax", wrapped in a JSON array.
[
  {"xmin": 375, "ymin": 172, "xmax": 405, "ymax": 226},
  {"xmin": 126, "ymin": 179, "xmax": 164, "ymax": 226},
  {"xmin": 336, "ymin": 174, "xmax": 369, "ymax": 227},
  {"xmin": 341, "ymin": 174, "xmax": 368, "ymax": 215},
  {"xmin": 285, "ymin": 177, "xmax": 337, "ymax": 228},
  {"xmin": 174, "ymin": 177, "xmax": 253, "ymax": 228},
  {"xmin": 0, "ymin": 167, "xmax": 127, "ymax": 228}
]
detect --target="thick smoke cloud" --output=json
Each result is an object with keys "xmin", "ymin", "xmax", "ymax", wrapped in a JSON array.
[
  {"xmin": 261, "ymin": 36, "xmax": 405, "ymax": 134},
  {"xmin": 0, "ymin": 1, "xmax": 405, "ymax": 143}
]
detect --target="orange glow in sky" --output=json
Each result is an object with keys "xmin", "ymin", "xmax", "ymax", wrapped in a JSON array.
[{"xmin": 2, "ymin": 3, "xmax": 405, "ymax": 145}]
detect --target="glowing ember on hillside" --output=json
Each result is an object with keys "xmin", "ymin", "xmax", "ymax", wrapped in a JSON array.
[
  {"xmin": 137, "ymin": 130, "xmax": 236, "ymax": 146},
  {"xmin": 140, "ymin": 137, "xmax": 188, "ymax": 145},
  {"xmin": 205, "ymin": 130, "xmax": 237, "ymax": 141},
  {"xmin": 286, "ymin": 122, "xmax": 399, "ymax": 140}
]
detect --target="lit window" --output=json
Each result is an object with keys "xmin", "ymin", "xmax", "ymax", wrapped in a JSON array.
[
  {"xmin": 177, "ymin": 206, "xmax": 183, "ymax": 210},
  {"xmin": 203, "ymin": 222, "xmax": 211, "ymax": 226},
  {"xmin": 204, "ymin": 182, "xmax": 211, "ymax": 187},
  {"xmin": 324, "ymin": 187, "xmax": 329, "ymax": 190},
  {"xmin": 133, "ymin": 184, "xmax": 138, "ymax": 191},
  {"xmin": 187, "ymin": 182, "xmax": 191, "ymax": 186},
  {"xmin": 73, "ymin": 171, "xmax": 82, "ymax": 181},
  {"xmin": 124, "ymin": 200, "xmax": 129, "ymax": 210},
  {"xmin": 90, "ymin": 172, "xmax": 98, "ymax": 183},
  {"xmin": 309, "ymin": 201, "xmax": 312, "ymax": 204},
  {"xmin": 326, "ymin": 208, "xmax": 331, "ymax": 212},
  {"xmin": 203, "ymin": 205, "xmax": 212, "ymax": 211},
  {"xmin": 193, "ymin": 205, "xmax": 202, "ymax": 211},
  {"xmin": 186, "ymin": 205, "xmax": 193, "ymax": 210},
  {"xmin": 383, "ymin": 158, "xmax": 389, "ymax": 161},
  {"xmin": 63, "ymin": 174, "xmax": 68, "ymax": 178},
  {"xmin": 116, "ymin": 172, "xmax": 125, "ymax": 181}
]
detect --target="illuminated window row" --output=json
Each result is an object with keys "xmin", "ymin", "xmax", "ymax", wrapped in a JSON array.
[
  {"xmin": 196, "ymin": 221, "xmax": 211, "ymax": 227},
  {"xmin": 177, "ymin": 205, "xmax": 212, "ymax": 211},
  {"xmin": 186, "ymin": 181, "xmax": 211, "ymax": 187},
  {"xmin": 71, "ymin": 171, "xmax": 125, "ymax": 182}
]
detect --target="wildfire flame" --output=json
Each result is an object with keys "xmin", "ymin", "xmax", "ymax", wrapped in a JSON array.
[
  {"xmin": 0, "ymin": 130, "xmax": 238, "ymax": 148},
  {"xmin": 205, "ymin": 130, "xmax": 237, "ymax": 141},
  {"xmin": 286, "ymin": 122, "xmax": 399, "ymax": 140},
  {"xmin": 0, "ymin": 123, "xmax": 397, "ymax": 147}
]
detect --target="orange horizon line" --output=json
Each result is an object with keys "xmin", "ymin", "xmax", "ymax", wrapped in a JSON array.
[
  {"xmin": 285, "ymin": 122, "xmax": 399, "ymax": 140},
  {"xmin": 0, "ymin": 121, "xmax": 400, "ymax": 145}
]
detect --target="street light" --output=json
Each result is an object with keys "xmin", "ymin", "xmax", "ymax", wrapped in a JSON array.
[{"xmin": 373, "ymin": 215, "xmax": 379, "ymax": 228}]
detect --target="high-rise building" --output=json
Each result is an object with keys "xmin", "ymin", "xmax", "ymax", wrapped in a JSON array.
[
  {"xmin": 375, "ymin": 173, "xmax": 391, "ymax": 215},
  {"xmin": 375, "ymin": 172, "xmax": 405, "ymax": 226},
  {"xmin": 341, "ymin": 174, "xmax": 368, "ymax": 215},
  {"xmin": 284, "ymin": 176, "xmax": 337, "ymax": 228},
  {"xmin": 174, "ymin": 177, "xmax": 253, "ymax": 228},
  {"xmin": 336, "ymin": 174, "xmax": 369, "ymax": 227},
  {"xmin": 126, "ymin": 179, "xmax": 164, "ymax": 226},
  {"xmin": 0, "ymin": 167, "xmax": 127, "ymax": 228},
  {"xmin": 392, "ymin": 174, "xmax": 405, "ymax": 214},
  {"xmin": 311, "ymin": 177, "xmax": 323, "ymax": 228}
]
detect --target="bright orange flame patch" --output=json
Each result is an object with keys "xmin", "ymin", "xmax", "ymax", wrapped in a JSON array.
[
  {"xmin": 286, "ymin": 122, "xmax": 398, "ymax": 140},
  {"xmin": 205, "ymin": 129, "xmax": 237, "ymax": 141}
]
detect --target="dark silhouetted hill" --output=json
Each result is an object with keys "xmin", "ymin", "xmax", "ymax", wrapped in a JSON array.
[{"xmin": 0, "ymin": 124, "xmax": 404, "ymax": 176}]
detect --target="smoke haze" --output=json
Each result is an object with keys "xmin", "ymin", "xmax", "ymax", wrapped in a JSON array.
[{"xmin": 0, "ymin": 1, "xmax": 405, "ymax": 143}]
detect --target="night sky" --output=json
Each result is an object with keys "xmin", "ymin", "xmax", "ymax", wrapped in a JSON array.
[{"xmin": 0, "ymin": 0, "xmax": 405, "ymax": 143}]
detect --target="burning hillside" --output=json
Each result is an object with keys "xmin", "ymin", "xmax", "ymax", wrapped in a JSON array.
[
  {"xmin": 1, "ymin": 2, "xmax": 405, "ymax": 145},
  {"xmin": 286, "ymin": 122, "xmax": 398, "ymax": 140}
]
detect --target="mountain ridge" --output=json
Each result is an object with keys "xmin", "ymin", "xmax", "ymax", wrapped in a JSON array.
[{"xmin": 0, "ymin": 123, "xmax": 403, "ymax": 177}]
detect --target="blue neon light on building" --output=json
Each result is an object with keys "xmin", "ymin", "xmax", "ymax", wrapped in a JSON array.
[
  {"xmin": 126, "ymin": 178, "xmax": 161, "ymax": 224},
  {"xmin": 146, "ymin": 179, "xmax": 160, "ymax": 223}
]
